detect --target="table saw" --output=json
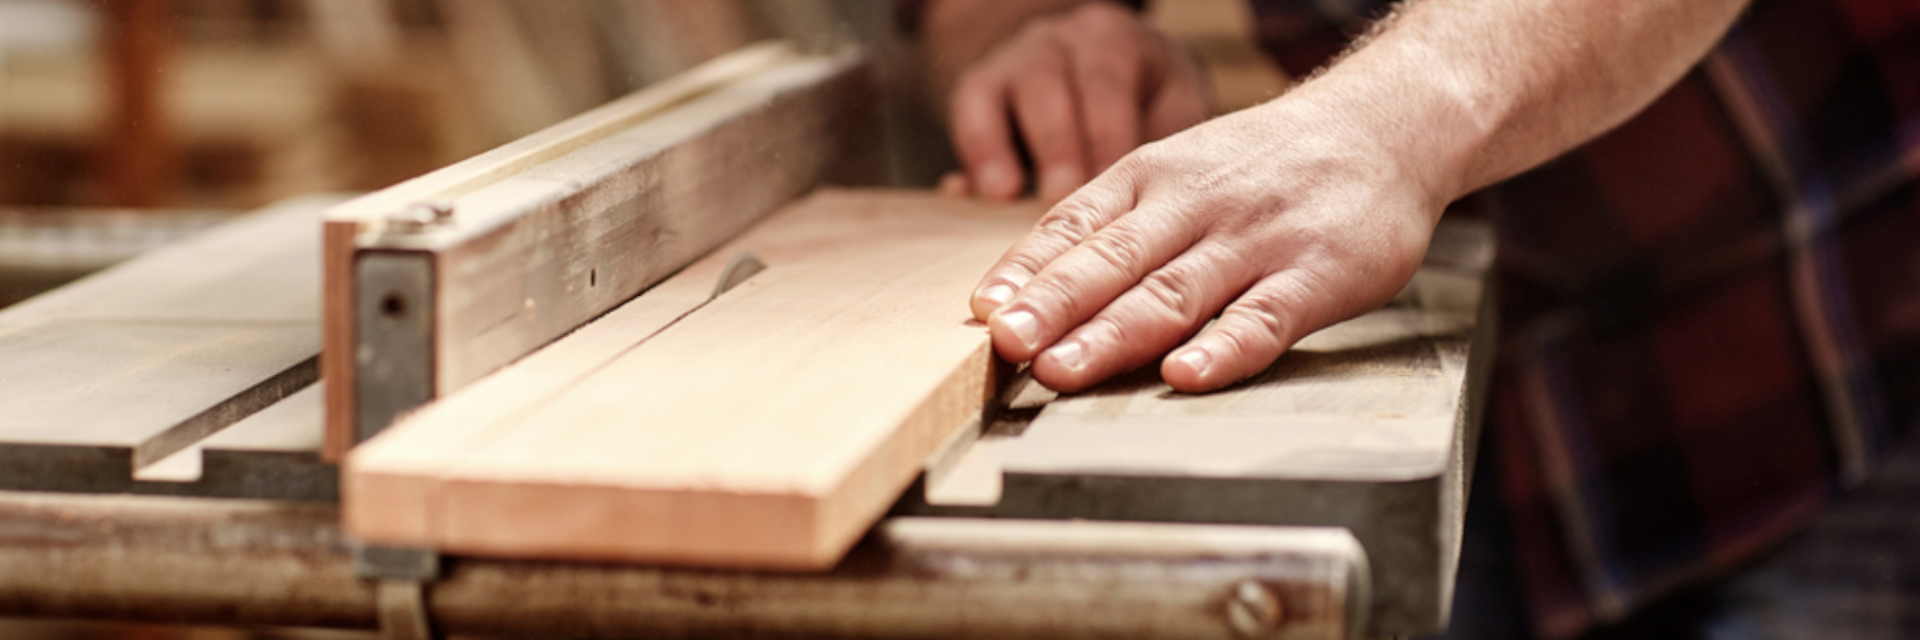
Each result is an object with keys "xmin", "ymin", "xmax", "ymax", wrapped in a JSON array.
[{"xmin": 0, "ymin": 42, "xmax": 1493, "ymax": 640}]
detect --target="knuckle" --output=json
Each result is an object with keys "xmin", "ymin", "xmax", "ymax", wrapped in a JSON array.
[
  {"xmin": 1025, "ymin": 275, "xmax": 1092, "ymax": 320},
  {"xmin": 1071, "ymin": 1, "xmax": 1130, "ymax": 25},
  {"xmin": 1124, "ymin": 142, "xmax": 1174, "ymax": 169},
  {"xmin": 1024, "ymin": 40, "xmax": 1069, "ymax": 73},
  {"xmin": 1136, "ymin": 267, "xmax": 1203, "ymax": 323},
  {"xmin": 1027, "ymin": 11, "xmax": 1065, "ymax": 34},
  {"xmin": 1227, "ymin": 291, "xmax": 1297, "ymax": 347},
  {"xmin": 1079, "ymin": 56, "xmax": 1137, "ymax": 94},
  {"xmin": 1210, "ymin": 319, "xmax": 1262, "ymax": 364},
  {"xmin": 954, "ymin": 66, "xmax": 1000, "ymax": 96},
  {"xmin": 1082, "ymin": 313, "xmax": 1150, "ymax": 355},
  {"xmin": 1082, "ymin": 226, "xmax": 1152, "ymax": 277},
  {"xmin": 1036, "ymin": 204, "xmax": 1102, "ymax": 244},
  {"xmin": 1103, "ymin": 154, "xmax": 1153, "ymax": 187},
  {"xmin": 1013, "ymin": 64, "xmax": 1072, "ymax": 102},
  {"xmin": 1004, "ymin": 251, "xmax": 1052, "ymax": 278}
]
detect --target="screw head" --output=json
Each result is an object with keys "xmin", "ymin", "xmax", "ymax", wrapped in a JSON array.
[
  {"xmin": 1226, "ymin": 579, "xmax": 1284, "ymax": 638},
  {"xmin": 386, "ymin": 201, "xmax": 454, "ymax": 234}
]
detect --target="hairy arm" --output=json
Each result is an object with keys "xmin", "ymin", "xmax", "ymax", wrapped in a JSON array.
[
  {"xmin": 1331, "ymin": 0, "xmax": 1749, "ymax": 198},
  {"xmin": 970, "ymin": 0, "xmax": 1752, "ymax": 393}
]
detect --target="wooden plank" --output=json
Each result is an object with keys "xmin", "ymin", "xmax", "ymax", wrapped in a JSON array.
[
  {"xmin": 426, "ymin": 52, "xmax": 875, "ymax": 392},
  {"xmin": 319, "ymin": 42, "xmax": 798, "ymax": 457},
  {"xmin": 345, "ymin": 189, "xmax": 1042, "ymax": 569},
  {"xmin": 924, "ymin": 220, "xmax": 1490, "ymax": 493},
  {"xmin": 127, "ymin": 384, "xmax": 338, "ymax": 503},
  {"xmin": 2, "ymin": 196, "xmax": 338, "ymax": 325},
  {"xmin": 0, "ymin": 194, "xmax": 343, "ymax": 489},
  {"xmin": 322, "ymin": 42, "xmax": 876, "ymax": 460},
  {"xmin": 907, "ymin": 218, "xmax": 1496, "ymax": 637},
  {"xmin": 0, "ymin": 322, "xmax": 313, "ymax": 454},
  {"xmin": 138, "ymin": 384, "xmax": 326, "ymax": 482}
]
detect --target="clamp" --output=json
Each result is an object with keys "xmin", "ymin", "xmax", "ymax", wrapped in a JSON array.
[{"xmin": 353, "ymin": 543, "xmax": 442, "ymax": 640}]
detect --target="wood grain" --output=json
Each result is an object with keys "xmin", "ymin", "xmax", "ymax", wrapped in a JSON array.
[
  {"xmin": 0, "ymin": 194, "xmax": 343, "ymax": 479},
  {"xmin": 321, "ymin": 41, "xmax": 795, "ymax": 232},
  {"xmin": 322, "ymin": 42, "xmax": 875, "ymax": 460},
  {"xmin": 426, "ymin": 49, "xmax": 875, "ymax": 393},
  {"xmin": 320, "ymin": 220, "xmax": 358, "ymax": 458},
  {"xmin": 346, "ymin": 189, "xmax": 1042, "ymax": 568},
  {"xmin": 925, "ymin": 220, "xmax": 1495, "ymax": 499},
  {"xmin": 906, "ymin": 218, "xmax": 1497, "ymax": 636}
]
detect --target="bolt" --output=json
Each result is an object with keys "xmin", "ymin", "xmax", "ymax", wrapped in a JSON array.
[
  {"xmin": 1226, "ymin": 579, "xmax": 1284, "ymax": 638},
  {"xmin": 423, "ymin": 200, "xmax": 456, "ymax": 222},
  {"xmin": 386, "ymin": 200, "xmax": 455, "ymax": 234}
]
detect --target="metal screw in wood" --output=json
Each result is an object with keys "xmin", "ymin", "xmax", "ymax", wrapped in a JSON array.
[
  {"xmin": 387, "ymin": 201, "xmax": 454, "ymax": 234},
  {"xmin": 1227, "ymin": 579, "xmax": 1285, "ymax": 638}
]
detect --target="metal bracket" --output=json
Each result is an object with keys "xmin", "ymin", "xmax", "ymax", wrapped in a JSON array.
[
  {"xmin": 353, "ymin": 251, "xmax": 436, "ymax": 445},
  {"xmin": 353, "ymin": 543, "xmax": 441, "ymax": 640},
  {"xmin": 375, "ymin": 581, "xmax": 434, "ymax": 640}
]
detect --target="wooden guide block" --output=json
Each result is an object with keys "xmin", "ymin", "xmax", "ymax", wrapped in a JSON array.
[
  {"xmin": 346, "ymin": 189, "xmax": 1042, "ymax": 569},
  {"xmin": 321, "ymin": 42, "xmax": 876, "ymax": 460}
]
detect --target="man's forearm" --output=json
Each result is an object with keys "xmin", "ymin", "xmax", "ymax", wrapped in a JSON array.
[{"xmin": 1291, "ymin": 0, "xmax": 1751, "ymax": 204}]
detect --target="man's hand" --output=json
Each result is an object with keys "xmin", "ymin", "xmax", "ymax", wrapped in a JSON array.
[
  {"xmin": 968, "ymin": 89, "xmax": 1443, "ymax": 393},
  {"xmin": 926, "ymin": 1, "xmax": 1209, "ymax": 202},
  {"xmin": 961, "ymin": 0, "xmax": 1751, "ymax": 394}
]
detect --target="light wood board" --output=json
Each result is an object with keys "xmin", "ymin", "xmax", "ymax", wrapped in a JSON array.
[
  {"xmin": 345, "ymin": 189, "xmax": 1042, "ymax": 568},
  {"xmin": 0, "ymin": 195, "xmax": 343, "ymax": 497},
  {"xmin": 322, "ymin": 42, "xmax": 877, "ymax": 459},
  {"xmin": 904, "ymin": 218, "xmax": 1496, "ymax": 636}
]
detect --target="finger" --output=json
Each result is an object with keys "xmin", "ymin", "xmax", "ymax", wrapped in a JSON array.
[
  {"xmin": 1162, "ymin": 270, "xmax": 1341, "ymax": 392},
  {"xmin": 1008, "ymin": 42, "xmax": 1091, "ymax": 201},
  {"xmin": 1144, "ymin": 75, "xmax": 1211, "ymax": 141},
  {"xmin": 1063, "ymin": 18, "xmax": 1143, "ymax": 172},
  {"xmin": 969, "ymin": 175, "xmax": 1137, "ymax": 320},
  {"xmin": 1029, "ymin": 242, "xmax": 1257, "ymax": 392},
  {"xmin": 949, "ymin": 67, "xmax": 1025, "ymax": 200},
  {"xmin": 937, "ymin": 171, "xmax": 971, "ymax": 198},
  {"xmin": 1142, "ymin": 41, "xmax": 1212, "ymax": 139},
  {"xmin": 989, "ymin": 198, "xmax": 1203, "ymax": 362}
]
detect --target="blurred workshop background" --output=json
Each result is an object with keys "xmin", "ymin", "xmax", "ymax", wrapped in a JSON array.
[{"xmin": 0, "ymin": 0, "xmax": 1285, "ymax": 307}]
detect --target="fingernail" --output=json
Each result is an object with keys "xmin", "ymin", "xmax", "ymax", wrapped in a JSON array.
[
  {"xmin": 999, "ymin": 309, "xmax": 1039, "ymax": 349},
  {"xmin": 1174, "ymin": 348, "xmax": 1212, "ymax": 378},
  {"xmin": 979, "ymin": 163, "xmax": 1019, "ymax": 197},
  {"xmin": 1040, "ymin": 165, "xmax": 1084, "ymax": 200},
  {"xmin": 976, "ymin": 284, "xmax": 1016, "ymax": 309},
  {"xmin": 1045, "ymin": 339, "xmax": 1084, "ymax": 371}
]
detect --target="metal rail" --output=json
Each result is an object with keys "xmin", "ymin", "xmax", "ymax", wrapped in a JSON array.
[{"xmin": 0, "ymin": 491, "xmax": 1368, "ymax": 639}]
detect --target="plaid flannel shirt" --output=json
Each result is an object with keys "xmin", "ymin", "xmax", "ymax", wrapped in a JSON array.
[{"xmin": 1250, "ymin": 0, "xmax": 1920, "ymax": 636}]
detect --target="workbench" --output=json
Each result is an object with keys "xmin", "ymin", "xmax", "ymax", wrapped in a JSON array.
[{"xmin": 0, "ymin": 43, "xmax": 1494, "ymax": 640}]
